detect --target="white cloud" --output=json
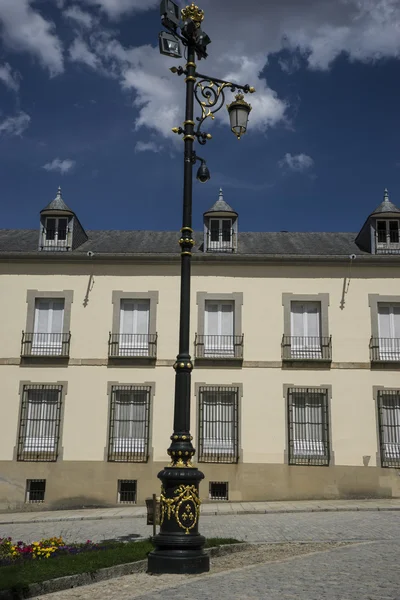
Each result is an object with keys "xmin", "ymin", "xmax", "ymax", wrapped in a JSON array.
[
  {"xmin": 135, "ymin": 140, "xmax": 163, "ymax": 153},
  {"xmin": 0, "ymin": 111, "xmax": 30, "ymax": 136},
  {"xmin": 42, "ymin": 158, "xmax": 76, "ymax": 174},
  {"xmin": 69, "ymin": 37, "xmax": 99, "ymax": 69},
  {"xmin": 79, "ymin": 0, "xmax": 158, "ymax": 19},
  {"xmin": 0, "ymin": 62, "xmax": 19, "ymax": 91},
  {"xmin": 279, "ymin": 153, "xmax": 314, "ymax": 172},
  {"xmin": 0, "ymin": 0, "xmax": 63, "ymax": 75},
  {"xmin": 64, "ymin": 6, "xmax": 94, "ymax": 29}
]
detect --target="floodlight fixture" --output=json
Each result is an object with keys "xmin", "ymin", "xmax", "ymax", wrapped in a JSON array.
[
  {"xmin": 159, "ymin": 31, "xmax": 182, "ymax": 58},
  {"xmin": 160, "ymin": 0, "xmax": 180, "ymax": 30}
]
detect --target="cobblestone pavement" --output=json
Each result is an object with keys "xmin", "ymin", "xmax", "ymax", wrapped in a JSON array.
[
  {"xmin": 2, "ymin": 510, "xmax": 399, "ymax": 545},
  {"xmin": 33, "ymin": 540, "xmax": 399, "ymax": 600}
]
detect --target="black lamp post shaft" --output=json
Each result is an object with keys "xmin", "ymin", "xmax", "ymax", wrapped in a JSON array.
[{"xmin": 147, "ymin": 42, "xmax": 209, "ymax": 575}]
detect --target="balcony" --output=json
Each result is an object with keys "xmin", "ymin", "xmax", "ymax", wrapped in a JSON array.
[
  {"xmin": 370, "ymin": 337, "xmax": 400, "ymax": 363},
  {"xmin": 108, "ymin": 333, "xmax": 157, "ymax": 359},
  {"xmin": 21, "ymin": 332, "xmax": 71, "ymax": 358},
  {"xmin": 206, "ymin": 229, "xmax": 236, "ymax": 253},
  {"xmin": 40, "ymin": 228, "xmax": 70, "ymax": 252},
  {"xmin": 375, "ymin": 233, "xmax": 400, "ymax": 255},
  {"xmin": 281, "ymin": 336, "xmax": 332, "ymax": 362},
  {"xmin": 194, "ymin": 334, "xmax": 244, "ymax": 360}
]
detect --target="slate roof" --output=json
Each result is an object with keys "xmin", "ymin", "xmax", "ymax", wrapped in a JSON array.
[
  {"xmin": 204, "ymin": 189, "xmax": 238, "ymax": 215},
  {"xmin": 41, "ymin": 187, "xmax": 74, "ymax": 214},
  {"xmin": 0, "ymin": 228, "xmax": 369, "ymax": 256},
  {"xmin": 371, "ymin": 189, "xmax": 400, "ymax": 215}
]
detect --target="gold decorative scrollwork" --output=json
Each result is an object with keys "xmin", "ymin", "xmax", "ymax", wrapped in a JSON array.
[{"xmin": 160, "ymin": 485, "xmax": 201, "ymax": 534}]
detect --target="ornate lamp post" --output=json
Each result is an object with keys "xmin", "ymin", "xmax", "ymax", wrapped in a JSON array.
[{"xmin": 147, "ymin": 2, "xmax": 255, "ymax": 575}]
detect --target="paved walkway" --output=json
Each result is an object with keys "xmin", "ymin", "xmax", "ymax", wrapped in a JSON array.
[{"xmin": 1, "ymin": 497, "xmax": 400, "ymax": 525}]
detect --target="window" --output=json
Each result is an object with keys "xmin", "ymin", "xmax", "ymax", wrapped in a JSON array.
[
  {"xmin": 287, "ymin": 387, "xmax": 330, "ymax": 466},
  {"xmin": 110, "ymin": 292, "xmax": 158, "ymax": 359},
  {"xmin": 204, "ymin": 301, "xmax": 234, "ymax": 357},
  {"xmin": 32, "ymin": 299, "xmax": 65, "ymax": 355},
  {"xmin": 26, "ymin": 479, "xmax": 46, "ymax": 503},
  {"xmin": 377, "ymin": 220, "xmax": 399, "ymax": 244},
  {"xmin": 208, "ymin": 218, "xmax": 232, "ymax": 250},
  {"xmin": 377, "ymin": 304, "xmax": 400, "ymax": 360},
  {"xmin": 209, "ymin": 482, "xmax": 229, "ymax": 500},
  {"xmin": 198, "ymin": 386, "xmax": 239, "ymax": 463},
  {"xmin": 118, "ymin": 480, "xmax": 137, "ymax": 503},
  {"xmin": 108, "ymin": 385, "xmax": 150, "ymax": 462},
  {"xmin": 290, "ymin": 301, "xmax": 322, "ymax": 358},
  {"xmin": 43, "ymin": 217, "xmax": 68, "ymax": 250},
  {"xmin": 17, "ymin": 385, "xmax": 63, "ymax": 461},
  {"xmin": 377, "ymin": 390, "xmax": 400, "ymax": 467}
]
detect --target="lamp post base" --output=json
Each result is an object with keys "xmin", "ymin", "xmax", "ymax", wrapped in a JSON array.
[{"xmin": 147, "ymin": 466, "xmax": 210, "ymax": 575}]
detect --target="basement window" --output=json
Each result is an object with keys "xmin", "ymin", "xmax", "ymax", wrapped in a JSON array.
[
  {"xmin": 209, "ymin": 481, "xmax": 228, "ymax": 501},
  {"xmin": 26, "ymin": 479, "xmax": 46, "ymax": 503},
  {"xmin": 118, "ymin": 479, "xmax": 137, "ymax": 504}
]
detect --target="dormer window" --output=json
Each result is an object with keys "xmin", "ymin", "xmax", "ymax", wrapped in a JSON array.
[
  {"xmin": 209, "ymin": 218, "xmax": 232, "ymax": 250},
  {"xmin": 44, "ymin": 217, "xmax": 69, "ymax": 249},
  {"xmin": 355, "ymin": 189, "xmax": 400, "ymax": 255},
  {"xmin": 203, "ymin": 189, "xmax": 238, "ymax": 253},
  {"xmin": 377, "ymin": 220, "xmax": 399, "ymax": 245}
]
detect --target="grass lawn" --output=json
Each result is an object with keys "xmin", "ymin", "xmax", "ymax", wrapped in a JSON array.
[{"xmin": 0, "ymin": 538, "xmax": 240, "ymax": 593}]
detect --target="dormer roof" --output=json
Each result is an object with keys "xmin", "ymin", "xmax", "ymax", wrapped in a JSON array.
[
  {"xmin": 370, "ymin": 189, "xmax": 400, "ymax": 217},
  {"xmin": 203, "ymin": 189, "xmax": 238, "ymax": 217},
  {"xmin": 40, "ymin": 187, "xmax": 74, "ymax": 216}
]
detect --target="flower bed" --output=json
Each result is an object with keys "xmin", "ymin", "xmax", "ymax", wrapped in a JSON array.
[{"xmin": 0, "ymin": 536, "xmax": 104, "ymax": 566}]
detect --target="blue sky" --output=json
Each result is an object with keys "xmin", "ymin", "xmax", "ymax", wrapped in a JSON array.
[{"xmin": 0, "ymin": 0, "xmax": 399, "ymax": 234}]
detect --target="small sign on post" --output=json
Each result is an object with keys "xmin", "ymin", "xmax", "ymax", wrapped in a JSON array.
[{"xmin": 145, "ymin": 494, "xmax": 160, "ymax": 537}]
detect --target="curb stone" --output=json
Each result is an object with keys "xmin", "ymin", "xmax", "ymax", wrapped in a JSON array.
[
  {"xmin": 0, "ymin": 543, "xmax": 251, "ymax": 600},
  {"xmin": 0, "ymin": 505, "xmax": 399, "ymax": 525}
]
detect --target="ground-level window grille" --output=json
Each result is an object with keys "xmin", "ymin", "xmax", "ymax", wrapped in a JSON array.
[
  {"xmin": 118, "ymin": 480, "xmax": 137, "ymax": 503},
  {"xmin": 288, "ymin": 387, "xmax": 330, "ymax": 466},
  {"xmin": 209, "ymin": 482, "xmax": 229, "ymax": 501},
  {"xmin": 26, "ymin": 479, "xmax": 46, "ymax": 503},
  {"xmin": 17, "ymin": 385, "xmax": 63, "ymax": 462},
  {"xmin": 198, "ymin": 386, "xmax": 239, "ymax": 464},
  {"xmin": 108, "ymin": 386, "xmax": 150, "ymax": 462},
  {"xmin": 378, "ymin": 390, "xmax": 400, "ymax": 468}
]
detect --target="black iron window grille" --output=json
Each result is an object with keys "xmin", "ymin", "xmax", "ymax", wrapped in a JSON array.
[
  {"xmin": 108, "ymin": 386, "xmax": 151, "ymax": 462},
  {"xmin": 118, "ymin": 479, "xmax": 137, "ymax": 503},
  {"xmin": 26, "ymin": 479, "xmax": 46, "ymax": 503},
  {"xmin": 209, "ymin": 481, "xmax": 229, "ymax": 500},
  {"xmin": 194, "ymin": 334, "xmax": 244, "ymax": 359},
  {"xmin": 370, "ymin": 337, "xmax": 400, "ymax": 362},
  {"xmin": 108, "ymin": 333, "xmax": 157, "ymax": 358},
  {"xmin": 17, "ymin": 385, "xmax": 63, "ymax": 462},
  {"xmin": 287, "ymin": 387, "xmax": 330, "ymax": 466},
  {"xmin": 198, "ymin": 386, "xmax": 239, "ymax": 463},
  {"xmin": 377, "ymin": 390, "xmax": 400, "ymax": 468},
  {"xmin": 21, "ymin": 332, "xmax": 71, "ymax": 357},
  {"xmin": 282, "ymin": 336, "xmax": 332, "ymax": 361}
]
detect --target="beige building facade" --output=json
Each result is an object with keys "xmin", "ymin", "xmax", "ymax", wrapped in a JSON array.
[{"xmin": 1, "ymin": 187, "xmax": 400, "ymax": 510}]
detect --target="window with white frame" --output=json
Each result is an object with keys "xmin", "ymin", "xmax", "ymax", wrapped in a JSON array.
[
  {"xmin": 376, "ymin": 220, "xmax": 399, "ymax": 245},
  {"xmin": 32, "ymin": 299, "xmax": 65, "ymax": 355},
  {"xmin": 290, "ymin": 301, "xmax": 322, "ymax": 359},
  {"xmin": 204, "ymin": 301, "xmax": 234, "ymax": 357},
  {"xmin": 108, "ymin": 385, "xmax": 150, "ymax": 462},
  {"xmin": 17, "ymin": 385, "xmax": 63, "ymax": 461},
  {"xmin": 287, "ymin": 387, "xmax": 330, "ymax": 466},
  {"xmin": 378, "ymin": 390, "xmax": 400, "ymax": 467},
  {"xmin": 377, "ymin": 304, "xmax": 400, "ymax": 360},
  {"xmin": 209, "ymin": 218, "xmax": 232, "ymax": 249},
  {"xmin": 198, "ymin": 386, "xmax": 239, "ymax": 463},
  {"xmin": 44, "ymin": 217, "xmax": 68, "ymax": 246},
  {"xmin": 119, "ymin": 299, "xmax": 150, "ymax": 356}
]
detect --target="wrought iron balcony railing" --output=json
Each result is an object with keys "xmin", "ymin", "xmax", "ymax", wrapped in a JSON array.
[
  {"xmin": 281, "ymin": 335, "xmax": 332, "ymax": 361},
  {"xmin": 108, "ymin": 333, "xmax": 157, "ymax": 358},
  {"xmin": 21, "ymin": 332, "xmax": 71, "ymax": 357},
  {"xmin": 194, "ymin": 334, "xmax": 244, "ymax": 359},
  {"xmin": 206, "ymin": 229, "xmax": 236, "ymax": 252},
  {"xmin": 370, "ymin": 337, "xmax": 400, "ymax": 362}
]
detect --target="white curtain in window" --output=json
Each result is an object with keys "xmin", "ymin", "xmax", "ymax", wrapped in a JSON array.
[
  {"xmin": 292, "ymin": 395, "xmax": 325, "ymax": 456},
  {"xmin": 119, "ymin": 300, "xmax": 150, "ymax": 356},
  {"xmin": 113, "ymin": 391, "xmax": 147, "ymax": 453},
  {"xmin": 204, "ymin": 301, "xmax": 234, "ymax": 357},
  {"xmin": 24, "ymin": 390, "xmax": 58, "ymax": 451},
  {"xmin": 202, "ymin": 394, "xmax": 235, "ymax": 455},
  {"xmin": 378, "ymin": 305, "xmax": 400, "ymax": 360},
  {"xmin": 290, "ymin": 302, "xmax": 321, "ymax": 358},
  {"xmin": 33, "ymin": 299, "xmax": 64, "ymax": 354}
]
